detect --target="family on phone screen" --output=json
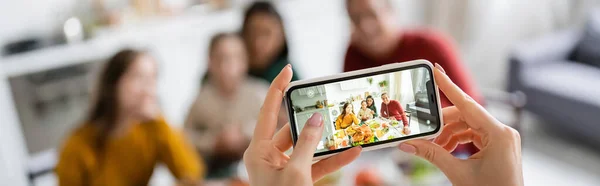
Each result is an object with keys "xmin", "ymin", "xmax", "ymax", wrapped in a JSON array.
[{"xmin": 335, "ymin": 93, "xmax": 411, "ymax": 134}]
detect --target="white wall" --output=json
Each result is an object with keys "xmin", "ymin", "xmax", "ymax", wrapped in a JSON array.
[
  {"xmin": 0, "ymin": 72, "xmax": 29, "ymax": 186},
  {"xmin": 290, "ymin": 90, "xmax": 327, "ymax": 108},
  {"xmin": 324, "ymin": 74, "xmax": 388, "ymax": 105},
  {"xmin": 0, "ymin": 0, "xmax": 87, "ymax": 46}
]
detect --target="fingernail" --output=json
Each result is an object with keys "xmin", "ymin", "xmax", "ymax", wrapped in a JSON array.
[
  {"xmin": 399, "ymin": 143, "xmax": 416, "ymax": 154},
  {"xmin": 307, "ymin": 112, "xmax": 323, "ymax": 127},
  {"xmin": 434, "ymin": 63, "xmax": 446, "ymax": 74},
  {"xmin": 286, "ymin": 64, "xmax": 292, "ymax": 69}
]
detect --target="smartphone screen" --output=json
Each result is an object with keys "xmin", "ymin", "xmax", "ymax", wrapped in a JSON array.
[{"xmin": 286, "ymin": 64, "xmax": 440, "ymax": 156}]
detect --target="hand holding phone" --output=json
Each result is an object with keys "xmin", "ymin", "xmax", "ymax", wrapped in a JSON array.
[
  {"xmin": 243, "ymin": 62, "xmax": 523, "ymax": 186},
  {"xmin": 243, "ymin": 65, "xmax": 361, "ymax": 186},
  {"xmin": 284, "ymin": 60, "xmax": 442, "ymax": 160},
  {"xmin": 397, "ymin": 64, "xmax": 523, "ymax": 186}
]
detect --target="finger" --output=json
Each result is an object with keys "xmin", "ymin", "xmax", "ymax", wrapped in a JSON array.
[
  {"xmin": 289, "ymin": 113, "xmax": 324, "ymax": 167},
  {"xmin": 311, "ymin": 146, "xmax": 362, "ymax": 182},
  {"xmin": 433, "ymin": 65, "xmax": 490, "ymax": 131},
  {"xmin": 433, "ymin": 121, "xmax": 469, "ymax": 146},
  {"xmin": 399, "ymin": 140, "xmax": 458, "ymax": 172},
  {"xmin": 442, "ymin": 106, "xmax": 462, "ymax": 124},
  {"xmin": 253, "ymin": 65, "xmax": 293, "ymax": 140},
  {"xmin": 433, "ymin": 64, "xmax": 474, "ymax": 110},
  {"xmin": 443, "ymin": 130, "xmax": 482, "ymax": 152},
  {"xmin": 273, "ymin": 123, "xmax": 293, "ymax": 151}
]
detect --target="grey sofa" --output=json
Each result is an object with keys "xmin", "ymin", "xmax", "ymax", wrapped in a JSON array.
[{"xmin": 508, "ymin": 15, "xmax": 600, "ymax": 145}]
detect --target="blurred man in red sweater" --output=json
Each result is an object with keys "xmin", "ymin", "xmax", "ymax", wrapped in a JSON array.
[
  {"xmin": 345, "ymin": 0, "xmax": 482, "ymax": 155},
  {"xmin": 344, "ymin": 0, "xmax": 482, "ymax": 108}
]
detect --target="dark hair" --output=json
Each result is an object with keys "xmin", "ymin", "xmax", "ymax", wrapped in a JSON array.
[
  {"xmin": 241, "ymin": 1, "xmax": 289, "ymax": 63},
  {"xmin": 201, "ymin": 32, "xmax": 242, "ymax": 84},
  {"xmin": 341, "ymin": 103, "xmax": 354, "ymax": 117},
  {"xmin": 366, "ymin": 95, "xmax": 375, "ymax": 106},
  {"xmin": 87, "ymin": 49, "xmax": 145, "ymax": 153}
]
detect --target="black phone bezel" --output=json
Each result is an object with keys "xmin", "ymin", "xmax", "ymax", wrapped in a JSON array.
[{"xmin": 285, "ymin": 64, "xmax": 441, "ymax": 157}]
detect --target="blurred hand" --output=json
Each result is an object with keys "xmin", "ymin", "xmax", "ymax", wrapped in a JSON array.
[
  {"xmin": 398, "ymin": 64, "xmax": 523, "ymax": 186},
  {"xmin": 402, "ymin": 127, "xmax": 411, "ymax": 135},
  {"xmin": 243, "ymin": 65, "xmax": 362, "ymax": 186},
  {"xmin": 215, "ymin": 125, "xmax": 248, "ymax": 157}
]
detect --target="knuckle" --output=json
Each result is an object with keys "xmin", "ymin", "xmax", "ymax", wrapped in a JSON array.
[
  {"xmin": 423, "ymin": 148, "xmax": 437, "ymax": 162},
  {"xmin": 501, "ymin": 126, "xmax": 521, "ymax": 140},
  {"xmin": 511, "ymin": 128, "xmax": 521, "ymax": 142},
  {"xmin": 285, "ymin": 164, "xmax": 304, "ymax": 175},
  {"xmin": 462, "ymin": 93, "xmax": 477, "ymax": 105},
  {"xmin": 243, "ymin": 147, "xmax": 256, "ymax": 161}
]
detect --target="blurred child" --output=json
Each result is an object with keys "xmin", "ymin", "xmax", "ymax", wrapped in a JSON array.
[
  {"xmin": 358, "ymin": 100, "xmax": 375, "ymax": 121},
  {"xmin": 184, "ymin": 33, "xmax": 269, "ymax": 179},
  {"xmin": 56, "ymin": 49, "xmax": 204, "ymax": 186}
]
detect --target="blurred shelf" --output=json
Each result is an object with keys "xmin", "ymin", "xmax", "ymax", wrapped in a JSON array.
[
  {"xmin": 0, "ymin": 40, "xmax": 118, "ymax": 77},
  {"xmin": 0, "ymin": 8, "xmax": 241, "ymax": 78}
]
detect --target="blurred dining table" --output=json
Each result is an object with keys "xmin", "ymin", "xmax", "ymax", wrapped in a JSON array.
[{"xmin": 227, "ymin": 147, "xmax": 450, "ymax": 186}]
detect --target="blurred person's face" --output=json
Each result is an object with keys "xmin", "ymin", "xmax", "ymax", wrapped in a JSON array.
[
  {"xmin": 362, "ymin": 101, "xmax": 367, "ymax": 109},
  {"xmin": 117, "ymin": 54, "xmax": 158, "ymax": 120},
  {"xmin": 381, "ymin": 94, "xmax": 390, "ymax": 104},
  {"xmin": 209, "ymin": 36, "xmax": 249, "ymax": 94},
  {"xmin": 367, "ymin": 98, "xmax": 374, "ymax": 106},
  {"xmin": 245, "ymin": 13, "xmax": 285, "ymax": 70},
  {"xmin": 346, "ymin": 104, "xmax": 353, "ymax": 113},
  {"xmin": 347, "ymin": 0, "xmax": 395, "ymax": 55}
]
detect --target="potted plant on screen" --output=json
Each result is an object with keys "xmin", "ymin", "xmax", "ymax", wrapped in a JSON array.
[{"xmin": 378, "ymin": 80, "xmax": 388, "ymax": 88}]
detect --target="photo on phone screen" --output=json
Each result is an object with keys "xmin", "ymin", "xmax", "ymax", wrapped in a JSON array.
[{"xmin": 287, "ymin": 65, "xmax": 439, "ymax": 155}]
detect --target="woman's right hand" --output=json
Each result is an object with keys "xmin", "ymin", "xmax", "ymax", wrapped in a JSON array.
[{"xmin": 398, "ymin": 64, "xmax": 523, "ymax": 186}]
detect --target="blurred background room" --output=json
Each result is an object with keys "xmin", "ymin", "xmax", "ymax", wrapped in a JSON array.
[{"xmin": 1, "ymin": 0, "xmax": 600, "ymax": 185}]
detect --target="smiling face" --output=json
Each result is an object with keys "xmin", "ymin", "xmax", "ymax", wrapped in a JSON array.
[
  {"xmin": 345, "ymin": 104, "xmax": 353, "ymax": 114},
  {"xmin": 209, "ymin": 35, "xmax": 248, "ymax": 94},
  {"xmin": 367, "ymin": 97, "xmax": 374, "ymax": 106},
  {"xmin": 346, "ymin": 0, "xmax": 396, "ymax": 55},
  {"xmin": 361, "ymin": 101, "xmax": 367, "ymax": 109},
  {"xmin": 244, "ymin": 13, "xmax": 286, "ymax": 70},
  {"xmin": 381, "ymin": 93, "xmax": 390, "ymax": 104},
  {"xmin": 117, "ymin": 54, "xmax": 158, "ymax": 120}
]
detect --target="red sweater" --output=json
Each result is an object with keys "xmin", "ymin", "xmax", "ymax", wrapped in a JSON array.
[
  {"xmin": 344, "ymin": 30, "xmax": 482, "ymax": 107},
  {"xmin": 381, "ymin": 100, "xmax": 409, "ymax": 127}
]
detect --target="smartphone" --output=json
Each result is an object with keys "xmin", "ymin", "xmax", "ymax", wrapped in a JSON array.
[{"xmin": 284, "ymin": 59, "xmax": 443, "ymax": 160}]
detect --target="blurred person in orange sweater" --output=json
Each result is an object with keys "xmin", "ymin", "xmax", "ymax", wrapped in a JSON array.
[
  {"xmin": 56, "ymin": 49, "xmax": 204, "ymax": 186},
  {"xmin": 184, "ymin": 33, "xmax": 269, "ymax": 179}
]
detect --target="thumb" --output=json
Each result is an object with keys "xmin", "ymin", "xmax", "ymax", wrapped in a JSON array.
[
  {"xmin": 289, "ymin": 112, "xmax": 324, "ymax": 167},
  {"xmin": 399, "ymin": 139, "xmax": 457, "ymax": 172}
]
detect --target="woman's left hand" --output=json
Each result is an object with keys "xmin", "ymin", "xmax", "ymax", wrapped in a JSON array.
[{"xmin": 243, "ymin": 65, "xmax": 362, "ymax": 186}]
